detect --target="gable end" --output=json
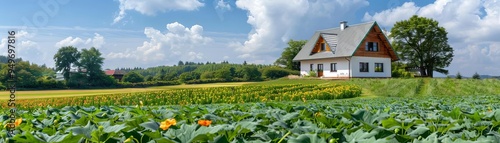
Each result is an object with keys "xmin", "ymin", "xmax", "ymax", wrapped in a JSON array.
[{"xmin": 351, "ymin": 22, "xmax": 398, "ymax": 61}]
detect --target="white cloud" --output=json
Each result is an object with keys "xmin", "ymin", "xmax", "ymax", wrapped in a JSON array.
[
  {"xmin": 452, "ymin": 43, "xmax": 500, "ymax": 75},
  {"xmin": 55, "ymin": 33, "xmax": 106, "ymax": 48},
  {"xmin": 92, "ymin": 33, "xmax": 105, "ymax": 48},
  {"xmin": 234, "ymin": 0, "xmax": 369, "ymax": 60},
  {"xmin": 0, "ymin": 38, "xmax": 6, "ymax": 49},
  {"xmin": 107, "ymin": 22, "xmax": 212, "ymax": 64},
  {"xmin": 214, "ymin": 0, "xmax": 232, "ymax": 20},
  {"xmin": 17, "ymin": 30, "xmax": 35, "ymax": 39},
  {"xmin": 237, "ymin": 53, "xmax": 254, "ymax": 59},
  {"xmin": 363, "ymin": 0, "xmax": 500, "ymax": 76},
  {"xmin": 362, "ymin": 2, "xmax": 419, "ymax": 28},
  {"xmin": 113, "ymin": 0, "xmax": 205, "ymax": 24},
  {"xmin": 216, "ymin": 0, "xmax": 231, "ymax": 11},
  {"xmin": 188, "ymin": 51, "xmax": 203, "ymax": 60},
  {"xmin": 20, "ymin": 41, "xmax": 37, "ymax": 48},
  {"xmin": 55, "ymin": 37, "xmax": 85, "ymax": 48}
]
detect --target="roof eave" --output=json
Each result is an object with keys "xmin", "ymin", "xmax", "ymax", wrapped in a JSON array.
[
  {"xmin": 376, "ymin": 21, "xmax": 400, "ymax": 61},
  {"xmin": 293, "ymin": 55, "xmax": 352, "ymax": 62}
]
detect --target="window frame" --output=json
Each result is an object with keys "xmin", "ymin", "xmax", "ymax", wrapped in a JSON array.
[
  {"xmin": 330, "ymin": 63, "xmax": 337, "ymax": 72},
  {"xmin": 375, "ymin": 63, "xmax": 383, "ymax": 72},
  {"xmin": 359, "ymin": 62, "xmax": 369, "ymax": 72},
  {"xmin": 365, "ymin": 42, "xmax": 379, "ymax": 52},
  {"xmin": 320, "ymin": 43, "xmax": 326, "ymax": 51},
  {"xmin": 310, "ymin": 64, "xmax": 314, "ymax": 71}
]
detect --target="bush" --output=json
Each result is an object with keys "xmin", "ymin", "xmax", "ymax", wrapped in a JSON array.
[
  {"xmin": 179, "ymin": 72, "xmax": 201, "ymax": 82},
  {"xmin": 123, "ymin": 71, "xmax": 145, "ymax": 83},
  {"xmin": 184, "ymin": 78, "xmax": 248, "ymax": 84},
  {"xmin": 214, "ymin": 68, "xmax": 232, "ymax": 81},
  {"xmin": 456, "ymin": 72, "xmax": 462, "ymax": 79},
  {"xmin": 307, "ymin": 70, "xmax": 317, "ymax": 77},
  {"xmin": 184, "ymin": 78, "xmax": 227, "ymax": 84},
  {"xmin": 472, "ymin": 72, "xmax": 480, "ymax": 79},
  {"xmin": 117, "ymin": 81, "xmax": 180, "ymax": 88},
  {"xmin": 0, "ymin": 82, "xmax": 6, "ymax": 90},
  {"xmin": 263, "ymin": 67, "xmax": 298, "ymax": 79},
  {"xmin": 144, "ymin": 75, "xmax": 153, "ymax": 81},
  {"xmin": 242, "ymin": 66, "xmax": 262, "ymax": 81},
  {"xmin": 391, "ymin": 69, "xmax": 414, "ymax": 78},
  {"xmin": 200, "ymin": 71, "xmax": 215, "ymax": 79}
]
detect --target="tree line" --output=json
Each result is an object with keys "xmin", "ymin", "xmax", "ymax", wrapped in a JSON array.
[
  {"xmin": 120, "ymin": 61, "xmax": 299, "ymax": 84},
  {"xmin": 0, "ymin": 46, "xmax": 299, "ymax": 90}
]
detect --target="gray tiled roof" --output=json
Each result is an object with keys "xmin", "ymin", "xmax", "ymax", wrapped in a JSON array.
[
  {"xmin": 293, "ymin": 21, "xmax": 376, "ymax": 61},
  {"xmin": 321, "ymin": 33, "xmax": 338, "ymax": 53}
]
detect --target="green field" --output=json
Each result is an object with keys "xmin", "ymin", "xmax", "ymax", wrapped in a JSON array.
[
  {"xmin": 0, "ymin": 82, "xmax": 254, "ymax": 100},
  {"xmin": 2, "ymin": 78, "xmax": 500, "ymax": 142},
  {"xmin": 2, "ymin": 78, "xmax": 500, "ymax": 99}
]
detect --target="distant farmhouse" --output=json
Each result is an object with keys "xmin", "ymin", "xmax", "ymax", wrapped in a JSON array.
[
  {"xmin": 56, "ymin": 68, "xmax": 126, "ymax": 82},
  {"xmin": 105, "ymin": 70, "xmax": 126, "ymax": 82},
  {"xmin": 293, "ymin": 21, "xmax": 398, "ymax": 78},
  {"xmin": 55, "ymin": 67, "xmax": 87, "ymax": 81}
]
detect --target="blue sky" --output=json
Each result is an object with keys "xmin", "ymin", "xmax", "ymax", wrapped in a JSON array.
[{"xmin": 1, "ymin": 0, "xmax": 499, "ymax": 77}]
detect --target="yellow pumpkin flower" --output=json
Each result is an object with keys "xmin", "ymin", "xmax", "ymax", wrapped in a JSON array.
[
  {"xmin": 160, "ymin": 118, "xmax": 177, "ymax": 130},
  {"xmin": 314, "ymin": 112, "xmax": 322, "ymax": 117},
  {"xmin": 4, "ymin": 118, "xmax": 22, "ymax": 128}
]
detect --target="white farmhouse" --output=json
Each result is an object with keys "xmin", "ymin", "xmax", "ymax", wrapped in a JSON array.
[{"xmin": 293, "ymin": 21, "xmax": 399, "ymax": 78}]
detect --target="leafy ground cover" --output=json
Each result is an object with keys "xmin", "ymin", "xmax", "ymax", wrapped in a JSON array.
[
  {"xmin": 1, "ymin": 95, "xmax": 500, "ymax": 142},
  {"xmin": 1, "ymin": 83, "xmax": 361, "ymax": 110}
]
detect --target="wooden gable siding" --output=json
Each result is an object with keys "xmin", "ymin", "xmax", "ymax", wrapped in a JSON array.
[
  {"xmin": 311, "ymin": 36, "xmax": 332, "ymax": 54},
  {"xmin": 353, "ymin": 25, "xmax": 396, "ymax": 60}
]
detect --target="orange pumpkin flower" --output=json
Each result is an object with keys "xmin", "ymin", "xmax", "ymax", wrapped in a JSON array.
[
  {"xmin": 198, "ymin": 119, "xmax": 212, "ymax": 127},
  {"xmin": 159, "ymin": 118, "xmax": 177, "ymax": 130}
]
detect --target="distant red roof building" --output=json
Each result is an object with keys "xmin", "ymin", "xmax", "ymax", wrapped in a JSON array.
[{"xmin": 105, "ymin": 70, "xmax": 126, "ymax": 82}]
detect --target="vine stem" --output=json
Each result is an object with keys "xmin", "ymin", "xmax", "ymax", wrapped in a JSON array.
[{"xmin": 278, "ymin": 131, "xmax": 292, "ymax": 143}]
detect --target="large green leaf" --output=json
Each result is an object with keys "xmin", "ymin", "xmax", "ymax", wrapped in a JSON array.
[
  {"xmin": 140, "ymin": 120, "xmax": 160, "ymax": 131},
  {"xmin": 66, "ymin": 121, "xmax": 96, "ymax": 139},
  {"xmin": 288, "ymin": 134, "xmax": 326, "ymax": 143}
]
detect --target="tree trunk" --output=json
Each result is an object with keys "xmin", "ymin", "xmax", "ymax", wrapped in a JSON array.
[
  {"xmin": 427, "ymin": 63, "xmax": 434, "ymax": 78},
  {"xmin": 419, "ymin": 66, "xmax": 427, "ymax": 77}
]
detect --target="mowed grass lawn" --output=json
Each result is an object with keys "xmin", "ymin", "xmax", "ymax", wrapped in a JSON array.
[{"xmin": 0, "ymin": 82, "xmax": 255, "ymax": 100}]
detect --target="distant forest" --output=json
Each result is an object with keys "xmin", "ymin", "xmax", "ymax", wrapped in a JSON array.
[{"xmin": 0, "ymin": 56, "xmax": 298, "ymax": 90}]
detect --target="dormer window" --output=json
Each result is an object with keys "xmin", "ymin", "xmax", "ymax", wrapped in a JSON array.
[
  {"xmin": 320, "ymin": 43, "xmax": 326, "ymax": 51},
  {"xmin": 365, "ymin": 42, "xmax": 378, "ymax": 52}
]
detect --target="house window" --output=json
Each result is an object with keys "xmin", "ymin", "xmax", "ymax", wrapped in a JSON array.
[
  {"xmin": 310, "ymin": 64, "xmax": 314, "ymax": 71},
  {"xmin": 320, "ymin": 43, "xmax": 326, "ymax": 51},
  {"xmin": 330, "ymin": 63, "xmax": 337, "ymax": 72},
  {"xmin": 359, "ymin": 62, "xmax": 369, "ymax": 72},
  {"xmin": 365, "ymin": 42, "xmax": 378, "ymax": 52},
  {"xmin": 375, "ymin": 63, "xmax": 383, "ymax": 72}
]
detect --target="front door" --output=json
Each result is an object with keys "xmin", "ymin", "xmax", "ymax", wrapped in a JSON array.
[{"xmin": 317, "ymin": 64, "xmax": 323, "ymax": 77}]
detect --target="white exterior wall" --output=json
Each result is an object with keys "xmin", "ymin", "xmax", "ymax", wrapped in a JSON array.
[
  {"xmin": 299, "ymin": 58, "xmax": 351, "ymax": 78},
  {"xmin": 299, "ymin": 56, "xmax": 392, "ymax": 78},
  {"xmin": 350, "ymin": 56, "xmax": 391, "ymax": 77}
]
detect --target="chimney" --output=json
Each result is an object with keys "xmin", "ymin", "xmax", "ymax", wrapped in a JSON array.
[{"xmin": 340, "ymin": 21, "xmax": 347, "ymax": 31}]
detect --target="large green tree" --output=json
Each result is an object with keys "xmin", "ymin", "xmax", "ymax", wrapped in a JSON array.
[
  {"xmin": 275, "ymin": 40, "xmax": 307, "ymax": 70},
  {"xmin": 54, "ymin": 46, "xmax": 80, "ymax": 81},
  {"xmin": 79, "ymin": 47, "xmax": 106, "ymax": 85},
  {"xmin": 390, "ymin": 15, "xmax": 454, "ymax": 77}
]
